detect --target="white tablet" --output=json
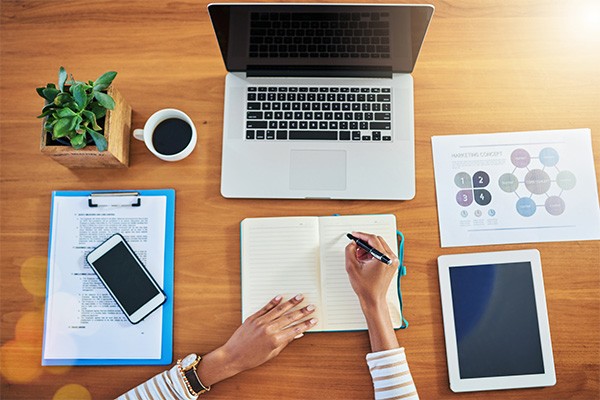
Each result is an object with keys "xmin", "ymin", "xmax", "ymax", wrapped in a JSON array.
[{"xmin": 438, "ymin": 249, "xmax": 556, "ymax": 392}]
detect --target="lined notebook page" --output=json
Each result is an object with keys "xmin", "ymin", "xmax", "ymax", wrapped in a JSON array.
[
  {"xmin": 241, "ymin": 217, "xmax": 324, "ymax": 328},
  {"xmin": 318, "ymin": 215, "xmax": 400, "ymax": 331}
]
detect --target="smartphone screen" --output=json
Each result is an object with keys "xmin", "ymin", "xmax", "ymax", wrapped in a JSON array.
[{"xmin": 87, "ymin": 234, "xmax": 166, "ymax": 323}]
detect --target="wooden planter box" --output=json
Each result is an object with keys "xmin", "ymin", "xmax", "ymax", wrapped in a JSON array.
[{"xmin": 40, "ymin": 86, "xmax": 132, "ymax": 168}]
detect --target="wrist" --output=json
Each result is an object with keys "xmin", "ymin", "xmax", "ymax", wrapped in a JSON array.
[
  {"xmin": 359, "ymin": 294, "xmax": 388, "ymax": 314},
  {"xmin": 196, "ymin": 346, "xmax": 241, "ymax": 387},
  {"xmin": 360, "ymin": 298, "xmax": 392, "ymax": 324},
  {"xmin": 359, "ymin": 299, "xmax": 399, "ymax": 352}
]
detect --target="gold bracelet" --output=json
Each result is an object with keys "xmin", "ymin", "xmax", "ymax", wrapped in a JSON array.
[
  {"xmin": 177, "ymin": 354, "xmax": 211, "ymax": 396},
  {"xmin": 176, "ymin": 360, "xmax": 199, "ymax": 397}
]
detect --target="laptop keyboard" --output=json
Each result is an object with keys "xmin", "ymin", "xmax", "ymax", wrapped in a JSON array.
[
  {"xmin": 245, "ymin": 86, "xmax": 392, "ymax": 141},
  {"xmin": 249, "ymin": 12, "xmax": 391, "ymax": 59}
]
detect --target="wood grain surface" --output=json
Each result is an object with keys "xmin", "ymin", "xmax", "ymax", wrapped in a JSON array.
[{"xmin": 1, "ymin": 1, "xmax": 599, "ymax": 399}]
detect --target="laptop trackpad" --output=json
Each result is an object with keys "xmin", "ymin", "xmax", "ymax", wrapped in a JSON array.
[{"xmin": 289, "ymin": 150, "xmax": 347, "ymax": 191}]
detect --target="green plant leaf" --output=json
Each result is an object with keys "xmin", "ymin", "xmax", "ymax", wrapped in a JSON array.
[
  {"xmin": 89, "ymin": 102, "xmax": 107, "ymax": 119},
  {"xmin": 71, "ymin": 115, "xmax": 83, "ymax": 131},
  {"xmin": 82, "ymin": 110, "xmax": 101, "ymax": 130},
  {"xmin": 37, "ymin": 109, "xmax": 54, "ymax": 118},
  {"xmin": 72, "ymin": 84, "xmax": 87, "ymax": 110},
  {"xmin": 73, "ymin": 83, "xmax": 92, "ymax": 92},
  {"xmin": 75, "ymin": 119, "xmax": 84, "ymax": 134},
  {"xmin": 44, "ymin": 121, "xmax": 55, "ymax": 132},
  {"xmin": 86, "ymin": 127, "xmax": 108, "ymax": 151},
  {"xmin": 42, "ymin": 103, "xmax": 55, "ymax": 112},
  {"xmin": 93, "ymin": 91, "xmax": 115, "ymax": 110},
  {"xmin": 36, "ymin": 87, "xmax": 46, "ymax": 98},
  {"xmin": 70, "ymin": 133, "xmax": 86, "ymax": 149},
  {"xmin": 43, "ymin": 88, "xmax": 60, "ymax": 102},
  {"xmin": 53, "ymin": 117, "xmax": 73, "ymax": 138},
  {"xmin": 56, "ymin": 108, "xmax": 77, "ymax": 118},
  {"xmin": 58, "ymin": 67, "xmax": 67, "ymax": 92},
  {"xmin": 54, "ymin": 92, "xmax": 73, "ymax": 106},
  {"xmin": 93, "ymin": 71, "xmax": 117, "ymax": 91},
  {"xmin": 81, "ymin": 109, "xmax": 93, "ymax": 121}
]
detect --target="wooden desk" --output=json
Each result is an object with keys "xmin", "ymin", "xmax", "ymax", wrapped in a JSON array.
[{"xmin": 1, "ymin": 1, "xmax": 598, "ymax": 398}]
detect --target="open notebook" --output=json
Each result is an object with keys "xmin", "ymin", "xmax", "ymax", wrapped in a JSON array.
[{"xmin": 241, "ymin": 214, "xmax": 401, "ymax": 331}]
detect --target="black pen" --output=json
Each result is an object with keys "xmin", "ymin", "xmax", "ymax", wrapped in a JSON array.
[{"xmin": 346, "ymin": 233, "xmax": 393, "ymax": 265}]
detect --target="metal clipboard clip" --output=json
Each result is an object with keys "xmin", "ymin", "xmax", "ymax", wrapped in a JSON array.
[{"xmin": 88, "ymin": 192, "xmax": 141, "ymax": 208}]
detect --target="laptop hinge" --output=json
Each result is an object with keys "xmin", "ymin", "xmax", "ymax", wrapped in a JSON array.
[{"xmin": 246, "ymin": 66, "xmax": 393, "ymax": 79}]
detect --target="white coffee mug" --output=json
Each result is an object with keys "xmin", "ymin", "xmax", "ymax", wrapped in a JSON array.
[{"xmin": 133, "ymin": 108, "xmax": 197, "ymax": 162}]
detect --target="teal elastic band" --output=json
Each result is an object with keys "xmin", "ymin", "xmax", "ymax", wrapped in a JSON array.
[{"xmin": 396, "ymin": 230, "xmax": 409, "ymax": 329}]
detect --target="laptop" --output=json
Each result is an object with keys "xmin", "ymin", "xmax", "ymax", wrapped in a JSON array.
[{"xmin": 208, "ymin": 3, "xmax": 434, "ymax": 199}]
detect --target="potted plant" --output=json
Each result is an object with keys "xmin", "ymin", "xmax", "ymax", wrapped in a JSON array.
[{"xmin": 37, "ymin": 67, "xmax": 132, "ymax": 168}]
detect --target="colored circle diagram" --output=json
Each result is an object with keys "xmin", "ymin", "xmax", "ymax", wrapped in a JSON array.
[
  {"xmin": 499, "ymin": 147, "xmax": 576, "ymax": 217},
  {"xmin": 455, "ymin": 170, "xmax": 492, "ymax": 207}
]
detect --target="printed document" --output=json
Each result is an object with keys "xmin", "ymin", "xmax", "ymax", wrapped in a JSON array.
[
  {"xmin": 432, "ymin": 128, "xmax": 600, "ymax": 247},
  {"xmin": 43, "ymin": 196, "xmax": 166, "ymax": 360}
]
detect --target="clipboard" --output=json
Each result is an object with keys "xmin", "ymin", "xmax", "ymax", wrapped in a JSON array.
[{"xmin": 42, "ymin": 189, "xmax": 175, "ymax": 366}]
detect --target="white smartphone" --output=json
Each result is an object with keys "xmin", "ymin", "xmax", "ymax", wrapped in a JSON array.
[{"xmin": 86, "ymin": 233, "xmax": 166, "ymax": 324}]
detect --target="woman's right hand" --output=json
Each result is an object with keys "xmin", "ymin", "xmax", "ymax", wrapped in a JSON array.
[
  {"xmin": 345, "ymin": 232, "xmax": 401, "ymax": 352},
  {"xmin": 345, "ymin": 232, "xmax": 399, "ymax": 309}
]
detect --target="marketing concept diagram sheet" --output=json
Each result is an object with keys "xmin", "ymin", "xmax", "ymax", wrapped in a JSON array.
[{"xmin": 432, "ymin": 129, "xmax": 600, "ymax": 247}]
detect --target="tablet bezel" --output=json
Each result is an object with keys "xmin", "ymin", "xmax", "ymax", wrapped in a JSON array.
[{"xmin": 438, "ymin": 249, "xmax": 556, "ymax": 392}]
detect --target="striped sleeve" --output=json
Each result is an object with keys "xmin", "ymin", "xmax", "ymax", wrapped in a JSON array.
[
  {"xmin": 366, "ymin": 348, "xmax": 418, "ymax": 400},
  {"xmin": 116, "ymin": 365, "xmax": 198, "ymax": 400}
]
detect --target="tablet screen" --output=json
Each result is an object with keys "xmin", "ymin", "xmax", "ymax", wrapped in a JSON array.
[{"xmin": 449, "ymin": 262, "xmax": 545, "ymax": 379}]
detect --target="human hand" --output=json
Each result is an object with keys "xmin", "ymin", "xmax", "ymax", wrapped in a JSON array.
[
  {"xmin": 345, "ymin": 232, "xmax": 399, "ymax": 309},
  {"xmin": 222, "ymin": 294, "xmax": 317, "ymax": 374}
]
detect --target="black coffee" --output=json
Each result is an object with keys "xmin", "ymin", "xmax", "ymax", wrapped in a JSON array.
[{"xmin": 152, "ymin": 118, "xmax": 193, "ymax": 155}]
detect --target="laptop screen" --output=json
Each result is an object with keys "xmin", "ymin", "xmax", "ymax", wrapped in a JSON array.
[{"xmin": 208, "ymin": 4, "xmax": 434, "ymax": 75}]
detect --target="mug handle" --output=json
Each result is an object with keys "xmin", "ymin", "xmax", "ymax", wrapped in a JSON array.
[{"xmin": 133, "ymin": 129, "xmax": 144, "ymax": 141}]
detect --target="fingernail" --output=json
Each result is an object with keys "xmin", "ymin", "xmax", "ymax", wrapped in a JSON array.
[
  {"xmin": 306, "ymin": 304, "xmax": 315, "ymax": 312},
  {"xmin": 274, "ymin": 295, "xmax": 282, "ymax": 301},
  {"xmin": 310, "ymin": 318, "xmax": 318, "ymax": 325},
  {"xmin": 294, "ymin": 294, "xmax": 304, "ymax": 301},
  {"xmin": 294, "ymin": 333, "xmax": 304, "ymax": 339}
]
